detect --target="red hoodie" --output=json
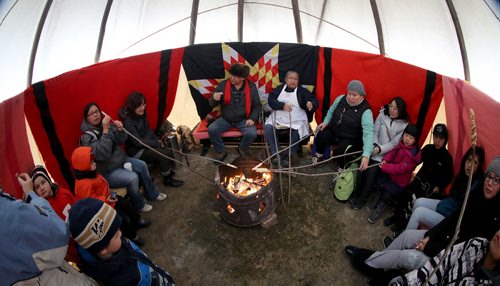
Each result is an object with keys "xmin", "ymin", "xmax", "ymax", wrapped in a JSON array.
[
  {"xmin": 71, "ymin": 146, "xmax": 115, "ymax": 208},
  {"xmin": 381, "ymin": 140, "xmax": 421, "ymax": 188}
]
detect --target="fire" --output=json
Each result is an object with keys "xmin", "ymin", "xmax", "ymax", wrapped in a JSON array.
[{"xmin": 222, "ymin": 172, "xmax": 272, "ymax": 197}]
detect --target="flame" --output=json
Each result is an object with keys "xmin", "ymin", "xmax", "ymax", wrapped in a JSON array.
[
  {"xmin": 222, "ymin": 171, "xmax": 272, "ymax": 197},
  {"xmin": 227, "ymin": 204, "xmax": 235, "ymax": 214}
]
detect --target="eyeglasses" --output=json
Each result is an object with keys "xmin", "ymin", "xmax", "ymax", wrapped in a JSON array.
[
  {"xmin": 486, "ymin": 173, "xmax": 500, "ymax": 186},
  {"xmin": 87, "ymin": 110, "xmax": 100, "ymax": 117}
]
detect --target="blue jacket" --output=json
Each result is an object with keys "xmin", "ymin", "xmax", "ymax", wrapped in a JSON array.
[
  {"xmin": 78, "ymin": 237, "xmax": 175, "ymax": 286},
  {"xmin": 0, "ymin": 191, "xmax": 69, "ymax": 285}
]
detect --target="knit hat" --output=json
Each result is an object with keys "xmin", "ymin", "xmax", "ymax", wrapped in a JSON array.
[
  {"xmin": 31, "ymin": 165, "xmax": 53, "ymax": 184},
  {"xmin": 71, "ymin": 146, "xmax": 93, "ymax": 171},
  {"xmin": 486, "ymin": 156, "xmax": 500, "ymax": 176},
  {"xmin": 432, "ymin": 124, "xmax": 448, "ymax": 140},
  {"xmin": 347, "ymin": 80, "xmax": 366, "ymax": 97},
  {"xmin": 404, "ymin": 124, "xmax": 419, "ymax": 140},
  {"xmin": 68, "ymin": 198, "xmax": 122, "ymax": 254}
]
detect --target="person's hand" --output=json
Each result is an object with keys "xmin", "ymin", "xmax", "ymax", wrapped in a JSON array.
[
  {"xmin": 283, "ymin": 103, "xmax": 292, "ymax": 112},
  {"xmin": 114, "ymin": 120, "xmax": 124, "ymax": 132},
  {"xmin": 213, "ymin": 92, "xmax": 223, "ymax": 101},
  {"xmin": 359, "ymin": 156, "xmax": 369, "ymax": 171},
  {"xmin": 414, "ymin": 237, "xmax": 430, "ymax": 252},
  {"xmin": 102, "ymin": 113, "xmax": 111, "ymax": 132},
  {"xmin": 317, "ymin": 122, "xmax": 327, "ymax": 132},
  {"xmin": 306, "ymin": 101, "xmax": 313, "ymax": 111},
  {"xmin": 16, "ymin": 173, "xmax": 34, "ymax": 198},
  {"xmin": 245, "ymin": 119, "xmax": 255, "ymax": 127},
  {"xmin": 379, "ymin": 160, "xmax": 385, "ymax": 168},
  {"xmin": 372, "ymin": 146, "xmax": 380, "ymax": 156},
  {"xmin": 107, "ymin": 194, "xmax": 117, "ymax": 203}
]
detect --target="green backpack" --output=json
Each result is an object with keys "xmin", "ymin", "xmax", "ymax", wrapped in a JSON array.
[{"xmin": 333, "ymin": 148, "xmax": 362, "ymax": 201}]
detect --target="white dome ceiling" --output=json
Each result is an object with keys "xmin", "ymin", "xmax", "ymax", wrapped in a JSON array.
[{"xmin": 0, "ymin": 0, "xmax": 499, "ymax": 101}]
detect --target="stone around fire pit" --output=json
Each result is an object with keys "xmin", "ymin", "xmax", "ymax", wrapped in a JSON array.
[{"xmin": 215, "ymin": 157, "xmax": 277, "ymax": 227}]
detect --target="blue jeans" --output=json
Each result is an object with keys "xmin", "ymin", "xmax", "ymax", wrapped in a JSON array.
[
  {"xmin": 208, "ymin": 117, "xmax": 257, "ymax": 153},
  {"xmin": 105, "ymin": 167, "xmax": 145, "ymax": 210},
  {"xmin": 126, "ymin": 157, "xmax": 160, "ymax": 201},
  {"xmin": 406, "ymin": 198, "xmax": 444, "ymax": 230},
  {"xmin": 265, "ymin": 124, "xmax": 299, "ymax": 156}
]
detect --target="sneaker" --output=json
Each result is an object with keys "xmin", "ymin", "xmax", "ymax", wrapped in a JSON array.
[
  {"xmin": 309, "ymin": 155, "xmax": 324, "ymax": 169},
  {"xmin": 137, "ymin": 217, "xmax": 151, "ymax": 228},
  {"xmin": 366, "ymin": 191, "xmax": 381, "ymax": 210},
  {"xmin": 156, "ymin": 192, "xmax": 167, "ymax": 201},
  {"xmin": 368, "ymin": 202, "xmax": 386, "ymax": 224},
  {"xmin": 163, "ymin": 176, "xmax": 184, "ymax": 187},
  {"xmin": 139, "ymin": 203, "xmax": 153, "ymax": 213},
  {"xmin": 382, "ymin": 236, "xmax": 393, "ymax": 249},
  {"xmin": 350, "ymin": 199, "xmax": 364, "ymax": 210}
]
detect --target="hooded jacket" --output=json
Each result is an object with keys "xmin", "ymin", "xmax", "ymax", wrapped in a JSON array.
[
  {"xmin": 80, "ymin": 119, "xmax": 128, "ymax": 175},
  {"xmin": 78, "ymin": 237, "xmax": 174, "ymax": 285},
  {"xmin": 119, "ymin": 108, "xmax": 161, "ymax": 157},
  {"xmin": 71, "ymin": 146, "xmax": 114, "ymax": 208},
  {"xmin": 372, "ymin": 109, "xmax": 408, "ymax": 162},
  {"xmin": 381, "ymin": 140, "xmax": 421, "ymax": 188}
]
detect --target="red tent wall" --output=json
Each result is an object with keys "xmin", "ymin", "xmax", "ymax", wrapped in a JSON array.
[
  {"xmin": 443, "ymin": 76, "xmax": 500, "ymax": 173},
  {"xmin": 23, "ymin": 48, "xmax": 184, "ymax": 190}
]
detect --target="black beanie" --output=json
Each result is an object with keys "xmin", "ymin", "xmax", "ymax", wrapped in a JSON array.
[{"xmin": 432, "ymin": 124, "xmax": 448, "ymax": 140}]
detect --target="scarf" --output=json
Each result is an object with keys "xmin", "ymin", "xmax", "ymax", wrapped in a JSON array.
[{"xmin": 224, "ymin": 79, "xmax": 251, "ymax": 117}]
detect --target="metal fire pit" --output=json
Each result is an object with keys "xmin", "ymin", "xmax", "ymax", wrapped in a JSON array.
[{"xmin": 215, "ymin": 157, "xmax": 276, "ymax": 227}]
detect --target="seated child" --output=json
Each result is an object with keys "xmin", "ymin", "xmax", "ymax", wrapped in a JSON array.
[
  {"xmin": 71, "ymin": 146, "xmax": 150, "ymax": 246},
  {"xmin": 368, "ymin": 124, "xmax": 421, "ymax": 224},
  {"xmin": 31, "ymin": 165, "xmax": 80, "ymax": 262},
  {"xmin": 68, "ymin": 198, "xmax": 175, "ymax": 285}
]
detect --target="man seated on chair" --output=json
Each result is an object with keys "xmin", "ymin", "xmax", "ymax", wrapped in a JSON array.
[
  {"xmin": 265, "ymin": 70, "xmax": 318, "ymax": 167},
  {"xmin": 208, "ymin": 63, "xmax": 262, "ymax": 161}
]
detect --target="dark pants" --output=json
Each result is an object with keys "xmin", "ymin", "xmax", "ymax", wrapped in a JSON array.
[
  {"xmin": 352, "ymin": 159, "xmax": 381, "ymax": 203},
  {"xmin": 139, "ymin": 147, "xmax": 175, "ymax": 176},
  {"xmin": 315, "ymin": 126, "xmax": 362, "ymax": 167},
  {"xmin": 115, "ymin": 197, "xmax": 140, "ymax": 240}
]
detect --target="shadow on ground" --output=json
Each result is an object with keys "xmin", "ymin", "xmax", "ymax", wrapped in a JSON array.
[{"xmin": 141, "ymin": 146, "xmax": 391, "ymax": 285}]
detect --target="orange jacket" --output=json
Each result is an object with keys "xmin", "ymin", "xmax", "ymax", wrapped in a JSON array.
[{"xmin": 71, "ymin": 146, "xmax": 115, "ymax": 208}]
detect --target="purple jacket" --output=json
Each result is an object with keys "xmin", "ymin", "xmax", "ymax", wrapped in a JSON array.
[{"xmin": 381, "ymin": 141, "xmax": 421, "ymax": 188}]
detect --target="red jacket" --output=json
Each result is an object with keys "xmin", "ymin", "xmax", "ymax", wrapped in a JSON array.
[
  {"xmin": 381, "ymin": 141, "xmax": 421, "ymax": 188},
  {"xmin": 46, "ymin": 186, "xmax": 76, "ymax": 221}
]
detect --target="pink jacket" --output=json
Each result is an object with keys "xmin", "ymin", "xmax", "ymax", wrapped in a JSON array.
[{"xmin": 381, "ymin": 141, "xmax": 421, "ymax": 188}]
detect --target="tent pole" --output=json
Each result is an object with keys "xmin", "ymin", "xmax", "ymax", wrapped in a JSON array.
[
  {"xmin": 446, "ymin": 0, "xmax": 470, "ymax": 81},
  {"xmin": 291, "ymin": 0, "xmax": 303, "ymax": 44},
  {"xmin": 189, "ymin": 0, "xmax": 200, "ymax": 45},
  {"xmin": 95, "ymin": 0, "xmax": 113, "ymax": 63},
  {"xmin": 27, "ymin": 0, "xmax": 53, "ymax": 87},
  {"xmin": 370, "ymin": 0, "xmax": 385, "ymax": 56}
]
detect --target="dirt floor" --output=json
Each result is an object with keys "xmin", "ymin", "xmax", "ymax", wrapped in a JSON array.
[{"xmin": 140, "ymin": 145, "xmax": 392, "ymax": 285}]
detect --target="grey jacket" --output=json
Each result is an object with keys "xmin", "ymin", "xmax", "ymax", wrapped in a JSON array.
[
  {"xmin": 372, "ymin": 108, "xmax": 408, "ymax": 162},
  {"xmin": 80, "ymin": 119, "xmax": 128, "ymax": 175}
]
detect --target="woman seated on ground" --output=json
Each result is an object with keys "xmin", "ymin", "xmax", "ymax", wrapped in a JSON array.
[
  {"xmin": 30, "ymin": 165, "xmax": 79, "ymax": 262},
  {"xmin": 405, "ymin": 146, "xmax": 485, "ymax": 231},
  {"xmin": 390, "ymin": 229, "xmax": 500, "ymax": 285},
  {"xmin": 120, "ymin": 92, "xmax": 183, "ymax": 188},
  {"xmin": 349, "ymin": 96, "xmax": 409, "ymax": 210},
  {"xmin": 344, "ymin": 157, "xmax": 500, "ymax": 280},
  {"xmin": 367, "ymin": 124, "xmax": 421, "ymax": 224},
  {"xmin": 71, "ymin": 146, "xmax": 150, "ymax": 246},
  {"xmin": 80, "ymin": 102, "xmax": 164, "ymax": 213}
]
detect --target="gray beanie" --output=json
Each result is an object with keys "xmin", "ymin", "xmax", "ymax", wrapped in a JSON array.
[
  {"xmin": 486, "ymin": 156, "xmax": 500, "ymax": 176},
  {"xmin": 347, "ymin": 80, "xmax": 366, "ymax": 97}
]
